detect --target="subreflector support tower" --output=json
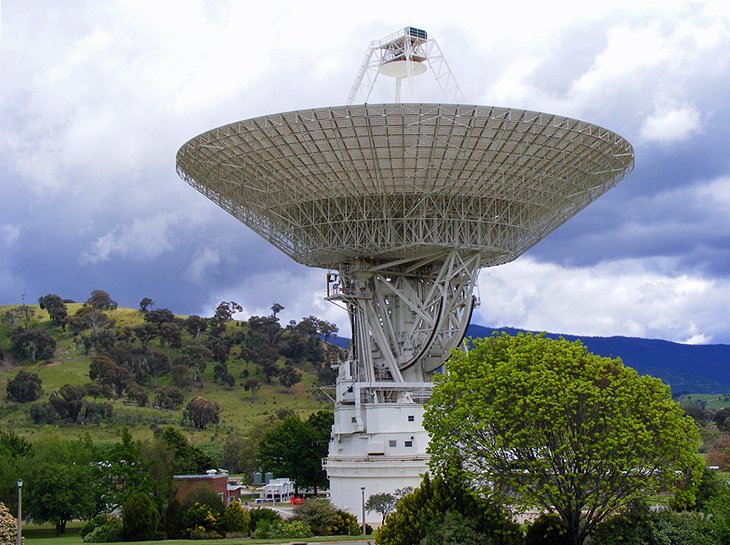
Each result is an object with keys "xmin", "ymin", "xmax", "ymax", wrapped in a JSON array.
[{"xmin": 176, "ymin": 27, "xmax": 634, "ymax": 520}]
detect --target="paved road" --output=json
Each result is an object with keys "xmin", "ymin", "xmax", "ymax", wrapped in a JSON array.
[
  {"xmin": 273, "ymin": 541, "xmax": 372, "ymax": 545},
  {"xmin": 301, "ymin": 542, "xmax": 372, "ymax": 545}
]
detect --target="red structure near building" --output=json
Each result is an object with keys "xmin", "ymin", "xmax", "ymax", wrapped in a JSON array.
[{"xmin": 174, "ymin": 470, "xmax": 245, "ymax": 505}]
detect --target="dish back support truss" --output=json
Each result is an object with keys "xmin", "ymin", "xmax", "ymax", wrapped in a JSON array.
[
  {"xmin": 347, "ymin": 26, "xmax": 464, "ymax": 104},
  {"xmin": 329, "ymin": 249, "xmax": 480, "ymax": 382}
]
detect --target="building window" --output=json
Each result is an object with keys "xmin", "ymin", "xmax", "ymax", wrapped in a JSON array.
[
  {"xmin": 351, "ymin": 417, "xmax": 357, "ymax": 423},
  {"xmin": 405, "ymin": 440, "xmax": 413, "ymax": 447},
  {"xmin": 389, "ymin": 440, "xmax": 397, "ymax": 447},
  {"xmin": 408, "ymin": 415, "xmax": 415, "ymax": 422}
]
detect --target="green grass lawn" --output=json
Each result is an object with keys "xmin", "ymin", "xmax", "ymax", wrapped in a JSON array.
[
  {"xmin": 678, "ymin": 393, "xmax": 730, "ymax": 410},
  {"xmin": 23, "ymin": 529, "xmax": 370, "ymax": 545},
  {"xmin": 21, "ymin": 521, "xmax": 372, "ymax": 545}
]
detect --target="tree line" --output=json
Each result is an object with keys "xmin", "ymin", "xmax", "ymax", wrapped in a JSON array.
[
  {"xmin": 0, "ymin": 404, "xmax": 333, "ymax": 539},
  {"xmin": 0, "ymin": 426, "xmax": 216, "ymax": 536}
]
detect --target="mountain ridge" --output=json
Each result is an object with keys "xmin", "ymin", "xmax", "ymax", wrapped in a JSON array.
[{"xmin": 466, "ymin": 325, "xmax": 730, "ymax": 394}]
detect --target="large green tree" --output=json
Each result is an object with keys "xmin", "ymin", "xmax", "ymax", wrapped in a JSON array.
[
  {"xmin": 93, "ymin": 428, "xmax": 156, "ymax": 513},
  {"xmin": 89, "ymin": 355, "xmax": 130, "ymax": 397},
  {"xmin": 25, "ymin": 434, "xmax": 98, "ymax": 535},
  {"xmin": 183, "ymin": 396, "xmax": 221, "ymax": 429},
  {"xmin": 278, "ymin": 364, "xmax": 302, "ymax": 393},
  {"xmin": 6, "ymin": 369, "xmax": 43, "ymax": 402},
  {"xmin": 85, "ymin": 289, "xmax": 117, "ymax": 311},
  {"xmin": 424, "ymin": 333, "xmax": 703, "ymax": 545},
  {"xmin": 257, "ymin": 411, "xmax": 332, "ymax": 494},
  {"xmin": 10, "ymin": 328, "xmax": 56, "ymax": 362},
  {"xmin": 0, "ymin": 432, "xmax": 32, "ymax": 512},
  {"xmin": 366, "ymin": 492, "xmax": 397, "ymax": 524},
  {"xmin": 38, "ymin": 294, "xmax": 68, "ymax": 327},
  {"xmin": 221, "ymin": 432, "xmax": 259, "ymax": 477}
]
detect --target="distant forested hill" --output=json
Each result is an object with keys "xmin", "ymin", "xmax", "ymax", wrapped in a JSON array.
[
  {"xmin": 328, "ymin": 325, "xmax": 730, "ymax": 394},
  {"xmin": 467, "ymin": 325, "xmax": 730, "ymax": 394}
]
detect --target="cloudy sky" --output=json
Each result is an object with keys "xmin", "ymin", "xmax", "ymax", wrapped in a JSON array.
[{"xmin": 2, "ymin": 1, "xmax": 730, "ymax": 344}]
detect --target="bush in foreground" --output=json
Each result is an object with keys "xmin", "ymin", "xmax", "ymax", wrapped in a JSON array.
[
  {"xmin": 376, "ymin": 473, "xmax": 521, "ymax": 545},
  {"xmin": 249, "ymin": 507, "xmax": 282, "ymax": 534},
  {"xmin": 222, "ymin": 501, "xmax": 250, "ymax": 536},
  {"xmin": 183, "ymin": 502, "xmax": 220, "ymax": 539},
  {"xmin": 250, "ymin": 519, "xmax": 312, "ymax": 539},
  {"xmin": 0, "ymin": 502, "xmax": 21, "ymax": 545},
  {"xmin": 122, "ymin": 492, "xmax": 159, "ymax": 541},
  {"xmin": 591, "ymin": 500, "xmax": 716, "ymax": 545}
]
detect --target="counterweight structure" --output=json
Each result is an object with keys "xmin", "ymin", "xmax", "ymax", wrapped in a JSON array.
[{"xmin": 176, "ymin": 29, "xmax": 634, "ymax": 520}]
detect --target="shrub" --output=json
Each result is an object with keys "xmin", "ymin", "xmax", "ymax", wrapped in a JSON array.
[
  {"xmin": 0, "ymin": 502, "xmax": 20, "ymax": 545},
  {"xmin": 82, "ymin": 518, "xmax": 123, "ymax": 543},
  {"xmin": 189, "ymin": 525, "xmax": 222, "ymax": 540},
  {"xmin": 29, "ymin": 402, "xmax": 57, "ymax": 424},
  {"xmin": 250, "ymin": 519, "xmax": 312, "ymax": 539},
  {"xmin": 706, "ymin": 484, "xmax": 730, "ymax": 544},
  {"xmin": 249, "ymin": 506, "xmax": 282, "ymax": 533},
  {"xmin": 121, "ymin": 492, "xmax": 159, "ymax": 541},
  {"xmin": 591, "ymin": 500, "xmax": 652, "ymax": 545},
  {"xmin": 165, "ymin": 498, "xmax": 185, "ymax": 539},
  {"xmin": 421, "ymin": 510, "xmax": 495, "ymax": 545},
  {"xmin": 282, "ymin": 520, "xmax": 313, "ymax": 538},
  {"xmin": 80, "ymin": 401, "xmax": 114, "ymax": 424},
  {"xmin": 181, "ymin": 483, "xmax": 225, "ymax": 514},
  {"xmin": 222, "ymin": 501, "xmax": 250, "ymax": 535},
  {"xmin": 293, "ymin": 498, "xmax": 339, "ymax": 535},
  {"xmin": 525, "ymin": 513, "xmax": 568, "ymax": 545},
  {"xmin": 331, "ymin": 510, "xmax": 361, "ymax": 536},
  {"xmin": 376, "ymin": 473, "xmax": 521, "ymax": 545},
  {"xmin": 80, "ymin": 514, "xmax": 117, "ymax": 538},
  {"xmin": 650, "ymin": 510, "xmax": 713, "ymax": 545},
  {"xmin": 250, "ymin": 519, "xmax": 287, "ymax": 539},
  {"xmin": 183, "ymin": 502, "xmax": 220, "ymax": 537},
  {"xmin": 592, "ymin": 501, "xmax": 714, "ymax": 545}
]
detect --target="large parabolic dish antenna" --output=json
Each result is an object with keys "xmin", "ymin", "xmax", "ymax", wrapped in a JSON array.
[
  {"xmin": 177, "ymin": 103, "xmax": 633, "ymax": 269},
  {"xmin": 176, "ymin": 26, "xmax": 634, "ymax": 518},
  {"xmin": 177, "ymin": 104, "xmax": 634, "ymax": 378}
]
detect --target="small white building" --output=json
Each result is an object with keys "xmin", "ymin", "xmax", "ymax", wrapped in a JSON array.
[{"xmin": 260, "ymin": 478, "xmax": 295, "ymax": 502}]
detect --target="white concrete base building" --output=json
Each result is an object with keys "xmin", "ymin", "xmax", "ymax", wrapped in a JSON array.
[{"xmin": 324, "ymin": 363, "xmax": 434, "ymax": 522}]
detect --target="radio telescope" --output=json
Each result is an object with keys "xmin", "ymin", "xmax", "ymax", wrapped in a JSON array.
[{"xmin": 176, "ymin": 27, "xmax": 634, "ymax": 519}]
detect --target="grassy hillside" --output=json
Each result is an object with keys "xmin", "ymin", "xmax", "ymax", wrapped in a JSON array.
[{"xmin": 0, "ymin": 303, "xmax": 334, "ymax": 446}]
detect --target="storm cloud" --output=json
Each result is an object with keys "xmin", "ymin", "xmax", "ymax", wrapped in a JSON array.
[{"xmin": 2, "ymin": 1, "xmax": 730, "ymax": 343}]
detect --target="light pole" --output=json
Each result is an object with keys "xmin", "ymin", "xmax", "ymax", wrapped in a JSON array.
[
  {"xmin": 16, "ymin": 479, "xmax": 23, "ymax": 545},
  {"xmin": 360, "ymin": 486, "xmax": 366, "ymax": 536}
]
